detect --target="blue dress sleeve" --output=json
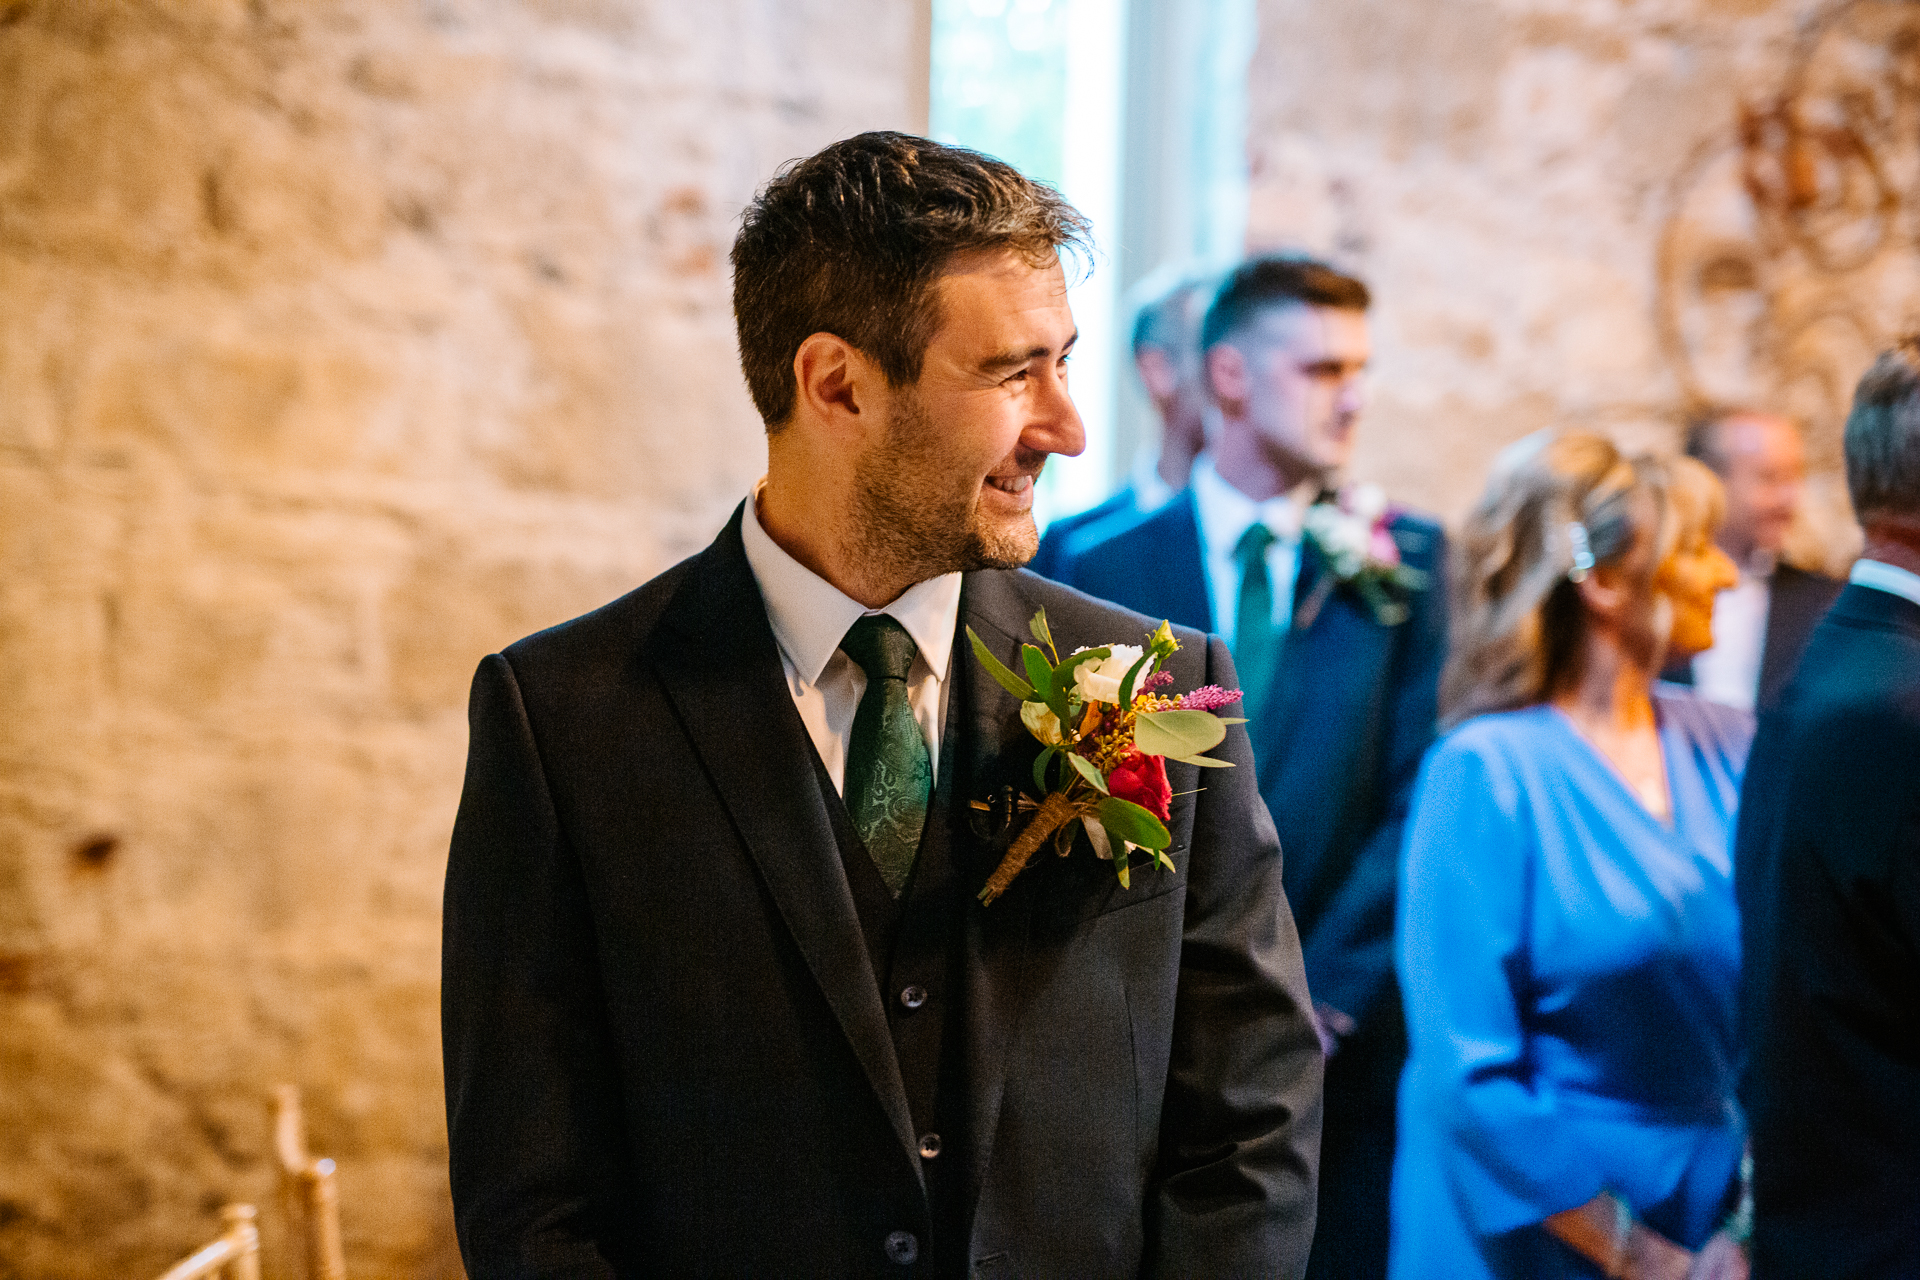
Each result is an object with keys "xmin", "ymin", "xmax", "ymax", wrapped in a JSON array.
[{"xmin": 1398, "ymin": 728, "xmax": 1608, "ymax": 1235}]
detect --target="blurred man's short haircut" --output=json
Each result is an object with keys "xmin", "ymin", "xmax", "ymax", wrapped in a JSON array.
[
  {"xmin": 1199, "ymin": 253, "xmax": 1371, "ymax": 353},
  {"xmin": 731, "ymin": 131, "xmax": 1090, "ymax": 430},
  {"xmin": 1845, "ymin": 337, "xmax": 1920, "ymax": 520}
]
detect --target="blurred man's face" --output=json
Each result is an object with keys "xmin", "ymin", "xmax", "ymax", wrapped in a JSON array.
[
  {"xmin": 1216, "ymin": 304, "xmax": 1371, "ymax": 483},
  {"xmin": 1713, "ymin": 413, "xmax": 1805, "ymax": 563}
]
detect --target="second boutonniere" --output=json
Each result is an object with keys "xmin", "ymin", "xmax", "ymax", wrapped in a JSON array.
[
  {"xmin": 966, "ymin": 609, "xmax": 1246, "ymax": 905},
  {"xmin": 1301, "ymin": 482, "xmax": 1429, "ymax": 627}
]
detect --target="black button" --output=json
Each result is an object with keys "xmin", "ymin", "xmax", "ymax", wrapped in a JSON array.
[
  {"xmin": 885, "ymin": 1230, "xmax": 919, "ymax": 1265},
  {"xmin": 899, "ymin": 985, "xmax": 928, "ymax": 1009},
  {"xmin": 918, "ymin": 1132, "xmax": 941, "ymax": 1159}
]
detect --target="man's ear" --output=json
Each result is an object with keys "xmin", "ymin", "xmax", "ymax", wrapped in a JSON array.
[
  {"xmin": 1204, "ymin": 342, "xmax": 1248, "ymax": 414},
  {"xmin": 792, "ymin": 332, "xmax": 878, "ymax": 433}
]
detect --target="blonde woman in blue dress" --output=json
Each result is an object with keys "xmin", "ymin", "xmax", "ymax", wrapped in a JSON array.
[{"xmin": 1392, "ymin": 432, "xmax": 1752, "ymax": 1280}]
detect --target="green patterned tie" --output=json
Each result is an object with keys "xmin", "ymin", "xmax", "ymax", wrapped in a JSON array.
[
  {"xmin": 840, "ymin": 615, "xmax": 932, "ymax": 896},
  {"xmin": 1233, "ymin": 522, "xmax": 1280, "ymax": 719}
]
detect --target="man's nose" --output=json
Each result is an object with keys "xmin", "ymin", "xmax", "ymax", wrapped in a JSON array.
[{"xmin": 1026, "ymin": 366, "xmax": 1086, "ymax": 458}]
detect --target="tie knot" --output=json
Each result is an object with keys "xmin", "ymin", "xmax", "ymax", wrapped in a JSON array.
[
  {"xmin": 1235, "ymin": 522, "xmax": 1277, "ymax": 566},
  {"xmin": 841, "ymin": 614, "xmax": 919, "ymax": 683}
]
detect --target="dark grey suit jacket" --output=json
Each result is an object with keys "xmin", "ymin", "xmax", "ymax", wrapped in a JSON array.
[
  {"xmin": 1737, "ymin": 581, "xmax": 1920, "ymax": 1278},
  {"xmin": 442, "ymin": 507, "xmax": 1323, "ymax": 1279}
]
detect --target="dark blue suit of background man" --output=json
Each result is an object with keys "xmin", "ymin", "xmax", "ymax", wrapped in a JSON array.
[
  {"xmin": 1738, "ymin": 342, "xmax": 1920, "ymax": 1279},
  {"xmin": 1053, "ymin": 255, "xmax": 1446, "ymax": 1280}
]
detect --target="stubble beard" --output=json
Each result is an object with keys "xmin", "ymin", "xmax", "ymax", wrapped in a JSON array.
[{"xmin": 846, "ymin": 391, "xmax": 1039, "ymax": 591}]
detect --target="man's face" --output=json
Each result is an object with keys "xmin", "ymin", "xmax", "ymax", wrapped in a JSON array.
[
  {"xmin": 849, "ymin": 250, "xmax": 1085, "ymax": 575},
  {"xmin": 1714, "ymin": 413, "xmax": 1805, "ymax": 560},
  {"xmin": 1221, "ymin": 304, "xmax": 1371, "ymax": 481}
]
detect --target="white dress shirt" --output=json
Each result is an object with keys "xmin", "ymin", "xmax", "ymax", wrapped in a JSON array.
[
  {"xmin": 740, "ymin": 484, "xmax": 960, "ymax": 794},
  {"xmin": 1189, "ymin": 455, "xmax": 1311, "ymax": 643},
  {"xmin": 1850, "ymin": 556, "xmax": 1920, "ymax": 608},
  {"xmin": 1691, "ymin": 560, "xmax": 1773, "ymax": 712}
]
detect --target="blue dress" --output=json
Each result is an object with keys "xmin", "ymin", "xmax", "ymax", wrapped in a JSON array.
[{"xmin": 1390, "ymin": 689, "xmax": 1753, "ymax": 1279}]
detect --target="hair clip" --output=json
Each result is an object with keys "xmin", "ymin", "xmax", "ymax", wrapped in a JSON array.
[{"xmin": 1567, "ymin": 521, "xmax": 1595, "ymax": 583}]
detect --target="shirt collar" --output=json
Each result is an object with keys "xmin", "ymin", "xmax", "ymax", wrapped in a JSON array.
[
  {"xmin": 1189, "ymin": 454, "xmax": 1312, "ymax": 565},
  {"xmin": 1850, "ymin": 557, "xmax": 1920, "ymax": 610},
  {"xmin": 741, "ymin": 482, "xmax": 962, "ymax": 685}
]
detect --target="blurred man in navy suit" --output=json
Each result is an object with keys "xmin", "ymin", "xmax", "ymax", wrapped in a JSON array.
[
  {"xmin": 1738, "ymin": 342, "xmax": 1920, "ymax": 1278},
  {"xmin": 1663, "ymin": 407, "xmax": 1842, "ymax": 712},
  {"xmin": 1054, "ymin": 255, "xmax": 1447, "ymax": 1278},
  {"xmin": 1028, "ymin": 268, "xmax": 1211, "ymax": 577}
]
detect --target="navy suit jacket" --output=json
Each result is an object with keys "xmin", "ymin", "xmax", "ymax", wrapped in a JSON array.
[
  {"xmin": 1029, "ymin": 486, "xmax": 1142, "ymax": 581},
  {"xmin": 443, "ymin": 507, "xmax": 1324, "ymax": 1278},
  {"xmin": 1053, "ymin": 491, "xmax": 1448, "ymax": 1026},
  {"xmin": 1736, "ymin": 582, "xmax": 1920, "ymax": 1278}
]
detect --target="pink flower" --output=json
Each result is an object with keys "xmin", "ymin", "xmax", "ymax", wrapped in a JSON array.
[
  {"xmin": 1106, "ymin": 749, "xmax": 1172, "ymax": 821},
  {"xmin": 1141, "ymin": 670, "xmax": 1176, "ymax": 692},
  {"xmin": 1177, "ymin": 685, "xmax": 1243, "ymax": 711},
  {"xmin": 1367, "ymin": 523, "xmax": 1401, "ymax": 567}
]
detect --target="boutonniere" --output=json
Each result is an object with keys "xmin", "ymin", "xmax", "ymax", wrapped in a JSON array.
[
  {"xmin": 965, "ymin": 609, "xmax": 1246, "ymax": 905},
  {"xmin": 1300, "ymin": 482, "xmax": 1429, "ymax": 627}
]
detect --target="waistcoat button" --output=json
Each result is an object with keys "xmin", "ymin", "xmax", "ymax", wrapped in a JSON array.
[
  {"xmin": 899, "ymin": 984, "xmax": 928, "ymax": 1009},
  {"xmin": 918, "ymin": 1133, "xmax": 941, "ymax": 1159},
  {"xmin": 884, "ymin": 1230, "xmax": 919, "ymax": 1265}
]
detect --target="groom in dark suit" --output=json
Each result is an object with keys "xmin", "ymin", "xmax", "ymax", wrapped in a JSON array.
[
  {"xmin": 1054, "ymin": 255, "xmax": 1446, "ymax": 1279},
  {"xmin": 1737, "ymin": 341, "xmax": 1920, "ymax": 1278},
  {"xmin": 442, "ymin": 132, "xmax": 1323, "ymax": 1279}
]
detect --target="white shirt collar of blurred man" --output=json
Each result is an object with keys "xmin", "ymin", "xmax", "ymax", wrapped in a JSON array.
[{"xmin": 1850, "ymin": 556, "xmax": 1920, "ymax": 609}]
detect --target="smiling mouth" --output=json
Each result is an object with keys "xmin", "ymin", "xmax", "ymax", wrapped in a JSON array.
[{"xmin": 985, "ymin": 474, "xmax": 1035, "ymax": 495}]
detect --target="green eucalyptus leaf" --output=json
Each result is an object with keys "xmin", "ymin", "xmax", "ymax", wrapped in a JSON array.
[
  {"xmin": 1066, "ymin": 752, "xmax": 1110, "ymax": 794},
  {"xmin": 1029, "ymin": 608, "xmax": 1056, "ymax": 658},
  {"xmin": 1022, "ymin": 645, "xmax": 1056, "ymax": 702},
  {"xmin": 1032, "ymin": 745, "xmax": 1059, "ymax": 793},
  {"xmin": 1117, "ymin": 650, "xmax": 1154, "ymax": 709},
  {"xmin": 1096, "ymin": 796, "xmax": 1171, "ymax": 850},
  {"xmin": 1134, "ymin": 708, "xmax": 1229, "ymax": 759},
  {"xmin": 967, "ymin": 627, "xmax": 1035, "ymax": 701},
  {"xmin": 1168, "ymin": 754, "xmax": 1234, "ymax": 769}
]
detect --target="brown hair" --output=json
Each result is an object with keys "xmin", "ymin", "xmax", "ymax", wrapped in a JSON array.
[
  {"xmin": 1442, "ymin": 432, "xmax": 1701, "ymax": 728},
  {"xmin": 1198, "ymin": 253, "xmax": 1370, "ymax": 352},
  {"xmin": 730, "ymin": 131, "xmax": 1091, "ymax": 429}
]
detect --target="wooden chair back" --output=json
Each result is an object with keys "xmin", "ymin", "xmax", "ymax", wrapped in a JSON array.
[
  {"xmin": 271, "ymin": 1085, "xmax": 347, "ymax": 1280},
  {"xmin": 153, "ymin": 1204, "xmax": 261, "ymax": 1280}
]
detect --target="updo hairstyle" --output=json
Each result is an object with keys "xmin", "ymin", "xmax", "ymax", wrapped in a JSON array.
[{"xmin": 1441, "ymin": 431, "xmax": 1686, "ymax": 728}]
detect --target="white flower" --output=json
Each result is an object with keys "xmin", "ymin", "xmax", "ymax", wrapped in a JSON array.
[
  {"xmin": 1071, "ymin": 644, "xmax": 1144, "ymax": 705},
  {"xmin": 1345, "ymin": 482, "xmax": 1388, "ymax": 524},
  {"xmin": 1021, "ymin": 700, "xmax": 1065, "ymax": 745},
  {"xmin": 1305, "ymin": 504, "xmax": 1370, "ymax": 576}
]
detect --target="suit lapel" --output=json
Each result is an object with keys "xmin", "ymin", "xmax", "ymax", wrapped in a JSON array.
[
  {"xmin": 1257, "ymin": 553, "xmax": 1395, "ymax": 831},
  {"xmin": 947, "ymin": 571, "xmax": 1047, "ymax": 1223},
  {"xmin": 650, "ymin": 509, "xmax": 922, "ymax": 1183},
  {"xmin": 1156, "ymin": 493, "xmax": 1216, "ymax": 632}
]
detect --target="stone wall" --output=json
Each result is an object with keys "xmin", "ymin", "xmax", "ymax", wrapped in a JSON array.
[
  {"xmin": 0, "ymin": 2, "xmax": 921, "ymax": 1275},
  {"xmin": 1248, "ymin": 0, "xmax": 1920, "ymax": 567}
]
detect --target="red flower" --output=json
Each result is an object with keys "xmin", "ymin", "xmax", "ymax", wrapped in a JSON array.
[{"xmin": 1106, "ymin": 748, "xmax": 1172, "ymax": 821}]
